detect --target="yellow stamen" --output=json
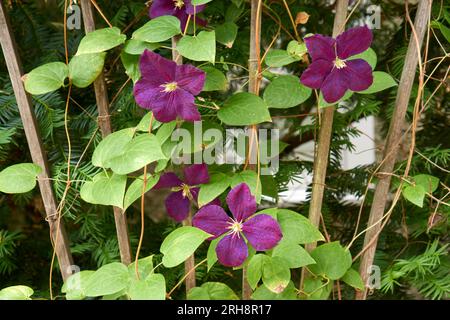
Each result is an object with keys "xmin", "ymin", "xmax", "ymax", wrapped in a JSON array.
[
  {"xmin": 161, "ymin": 81, "xmax": 178, "ymax": 92},
  {"xmin": 173, "ymin": 0, "xmax": 184, "ymax": 9},
  {"xmin": 227, "ymin": 220, "xmax": 243, "ymax": 234},
  {"xmin": 334, "ymin": 57, "xmax": 347, "ymax": 69}
]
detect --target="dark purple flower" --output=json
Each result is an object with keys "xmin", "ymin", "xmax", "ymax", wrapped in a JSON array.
[
  {"xmin": 193, "ymin": 183, "xmax": 282, "ymax": 267},
  {"xmin": 153, "ymin": 164, "xmax": 219, "ymax": 222},
  {"xmin": 149, "ymin": 0, "xmax": 207, "ymax": 31},
  {"xmin": 300, "ymin": 26, "xmax": 374, "ymax": 103},
  {"xmin": 134, "ymin": 50, "xmax": 205, "ymax": 122}
]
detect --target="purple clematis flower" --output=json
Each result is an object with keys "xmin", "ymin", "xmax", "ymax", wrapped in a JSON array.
[
  {"xmin": 153, "ymin": 164, "xmax": 219, "ymax": 222},
  {"xmin": 134, "ymin": 50, "xmax": 205, "ymax": 123},
  {"xmin": 300, "ymin": 26, "xmax": 374, "ymax": 103},
  {"xmin": 149, "ymin": 0, "xmax": 207, "ymax": 31},
  {"xmin": 192, "ymin": 183, "xmax": 282, "ymax": 267}
]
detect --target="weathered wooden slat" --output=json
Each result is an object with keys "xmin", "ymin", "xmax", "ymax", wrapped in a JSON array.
[
  {"xmin": 80, "ymin": 0, "xmax": 132, "ymax": 265},
  {"xmin": 356, "ymin": 0, "xmax": 432, "ymax": 300},
  {"xmin": 0, "ymin": 0, "xmax": 74, "ymax": 280}
]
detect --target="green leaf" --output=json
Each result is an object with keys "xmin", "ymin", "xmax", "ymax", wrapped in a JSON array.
[
  {"xmin": 225, "ymin": 2, "xmax": 244, "ymax": 22},
  {"xmin": 133, "ymin": 16, "xmax": 181, "ymax": 43},
  {"xmin": 262, "ymin": 256, "xmax": 291, "ymax": 294},
  {"xmin": 136, "ymin": 112, "xmax": 162, "ymax": 132},
  {"xmin": 230, "ymin": 170, "xmax": 262, "ymax": 203},
  {"xmin": 265, "ymin": 49, "xmax": 299, "ymax": 67},
  {"xmin": 247, "ymin": 254, "xmax": 269, "ymax": 290},
  {"xmin": 198, "ymin": 172, "xmax": 231, "ymax": 207},
  {"xmin": 84, "ymin": 262, "xmax": 129, "ymax": 297},
  {"xmin": 252, "ymin": 281, "xmax": 298, "ymax": 300},
  {"xmin": 0, "ymin": 163, "xmax": 42, "ymax": 194},
  {"xmin": 188, "ymin": 282, "xmax": 238, "ymax": 300},
  {"xmin": 215, "ymin": 22, "xmax": 238, "ymax": 48},
  {"xmin": 431, "ymin": 21, "xmax": 450, "ymax": 43},
  {"xmin": 92, "ymin": 128, "xmax": 135, "ymax": 168},
  {"xmin": 402, "ymin": 184, "xmax": 426, "ymax": 207},
  {"xmin": 120, "ymin": 52, "xmax": 140, "ymax": 83},
  {"xmin": 302, "ymin": 278, "xmax": 332, "ymax": 300},
  {"xmin": 123, "ymin": 174, "xmax": 160, "ymax": 211},
  {"xmin": 271, "ymin": 240, "xmax": 316, "ymax": 268},
  {"xmin": 77, "ymin": 27, "xmax": 126, "ymax": 55},
  {"xmin": 263, "ymin": 75, "xmax": 312, "ymax": 108},
  {"xmin": 80, "ymin": 172, "xmax": 127, "ymax": 208},
  {"xmin": 218, "ymin": 92, "xmax": 271, "ymax": 126},
  {"xmin": 0, "ymin": 285, "xmax": 34, "ymax": 300},
  {"xmin": 160, "ymin": 226, "xmax": 211, "ymax": 268},
  {"xmin": 341, "ymin": 268, "xmax": 364, "ymax": 291},
  {"xmin": 62, "ymin": 271, "xmax": 95, "ymax": 300},
  {"xmin": 24, "ymin": 62, "xmax": 68, "ymax": 95},
  {"xmin": 349, "ymin": 47, "xmax": 377, "ymax": 70},
  {"xmin": 259, "ymin": 209, "xmax": 324, "ymax": 244},
  {"xmin": 175, "ymin": 121, "xmax": 223, "ymax": 154},
  {"xmin": 201, "ymin": 66, "xmax": 228, "ymax": 91},
  {"xmin": 123, "ymin": 39, "xmax": 160, "ymax": 55},
  {"xmin": 207, "ymin": 237, "xmax": 220, "ymax": 271},
  {"xmin": 69, "ymin": 53, "xmax": 106, "ymax": 88},
  {"xmin": 106, "ymin": 134, "xmax": 166, "ymax": 175},
  {"xmin": 308, "ymin": 242, "xmax": 352, "ymax": 280},
  {"xmin": 155, "ymin": 121, "xmax": 177, "ymax": 145},
  {"xmin": 286, "ymin": 41, "xmax": 307, "ymax": 59},
  {"xmin": 191, "ymin": 0, "xmax": 213, "ymax": 5},
  {"xmin": 413, "ymin": 174, "xmax": 439, "ymax": 193},
  {"xmin": 128, "ymin": 274, "xmax": 166, "ymax": 300},
  {"xmin": 177, "ymin": 31, "xmax": 216, "ymax": 63},
  {"xmin": 128, "ymin": 255, "xmax": 154, "ymax": 280},
  {"xmin": 359, "ymin": 71, "xmax": 397, "ymax": 94}
]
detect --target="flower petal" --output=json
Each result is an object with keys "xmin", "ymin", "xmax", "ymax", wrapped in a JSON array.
[
  {"xmin": 175, "ymin": 64, "xmax": 206, "ymax": 95},
  {"xmin": 174, "ymin": 10, "xmax": 189, "ymax": 31},
  {"xmin": 192, "ymin": 204, "xmax": 230, "ymax": 239},
  {"xmin": 336, "ymin": 26, "xmax": 373, "ymax": 59},
  {"xmin": 139, "ymin": 50, "xmax": 176, "ymax": 84},
  {"xmin": 153, "ymin": 172, "xmax": 183, "ymax": 189},
  {"xmin": 133, "ymin": 81, "xmax": 163, "ymax": 110},
  {"xmin": 300, "ymin": 59, "xmax": 334, "ymax": 89},
  {"xmin": 146, "ymin": 91, "xmax": 179, "ymax": 122},
  {"xmin": 304, "ymin": 34, "xmax": 336, "ymax": 61},
  {"xmin": 216, "ymin": 234, "xmax": 248, "ymax": 267},
  {"xmin": 165, "ymin": 191, "xmax": 190, "ymax": 222},
  {"xmin": 185, "ymin": 0, "xmax": 206, "ymax": 15},
  {"xmin": 342, "ymin": 59, "xmax": 373, "ymax": 91},
  {"xmin": 242, "ymin": 214, "xmax": 282, "ymax": 251},
  {"xmin": 184, "ymin": 164, "xmax": 210, "ymax": 185},
  {"xmin": 174, "ymin": 89, "xmax": 201, "ymax": 122},
  {"xmin": 226, "ymin": 183, "xmax": 257, "ymax": 222},
  {"xmin": 320, "ymin": 67, "xmax": 349, "ymax": 104},
  {"xmin": 149, "ymin": 0, "xmax": 175, "ymax": 18}
]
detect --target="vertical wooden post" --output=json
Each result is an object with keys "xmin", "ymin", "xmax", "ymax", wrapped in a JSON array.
[
  {"xmin": 171, "ymin": 35, "xmax": 197, "ymax": 294},
  {"xmin": 356, "ymin": 0, "xmax": 432, "ymax": 300},
  {"xmin": 80, "ymin": 0, "xmax": 132, "ymax": 265},
  {"xmin": 0, "ymin": 0, "xmax": 74, "ymax": 280},
  {"xmin": 300, "ymin": 0, "xmax": 348, "ymax": 291},
  {"xmin": 241, "ymin": 0, "xmax": 263, "ymax": 300}
]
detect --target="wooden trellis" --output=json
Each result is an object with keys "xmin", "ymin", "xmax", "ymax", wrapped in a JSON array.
[
  {"xmin": 80, "ymin": 0, "xmax": 132, "ymax": 265},
  {"xmin": 0, "ymin": 0, "xmax": 74, "ymax": 280}
]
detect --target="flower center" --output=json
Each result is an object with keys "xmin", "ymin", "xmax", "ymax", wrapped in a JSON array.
[
  {"xmin": 334, "ymin": 57, "xmax": 347, "ymax": 69},
  {"xmin": 181, "ymin": 183, "xmax": 191, "ymax": 198},
  {"xmin": 173, "ymin": 0, "xmax": 184, "ymax": 9},
  {"xmin": 161, "ymin": 81, "xmax": 178, "ymax": 92},
  {"xmin": 227, "ymin": 220, "xmax": 243, "ymax": 235}
]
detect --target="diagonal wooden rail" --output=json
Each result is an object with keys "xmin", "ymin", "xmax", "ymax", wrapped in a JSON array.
[
  {"xmin": 80, "ymin": 0, "xmax": 132, "ymax": 265},
  {"xmin": 0, "ymin": 0, "xmax": 74, "ymax": 280},
  {"xmin": 356, "ymin": 0, "xmax": 432, "ymax": 300}
]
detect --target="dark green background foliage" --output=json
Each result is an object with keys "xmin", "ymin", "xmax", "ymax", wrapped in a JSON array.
[{"xmin": 0, "ymin": 0, "xmax": 448, "ymax": 299}]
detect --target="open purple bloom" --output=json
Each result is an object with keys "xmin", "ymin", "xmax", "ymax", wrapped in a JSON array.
[
  {"xmin": 153, "ymin": 164, "xmax": 219, "ymax": 222},
  {"xmin": 192, "ymin": 183, "xmax": 282, "ymax": 267},
  {"xmin": 300, "ymin": 26, "xmax": 374, "ymax": 103},
  {"xmin": 149, "ymin": 0, "xmax": 207, "ymax": 31},
  {"xmin": 133, "ymin": 50, "xmax": 205, "ymax": 123}
]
